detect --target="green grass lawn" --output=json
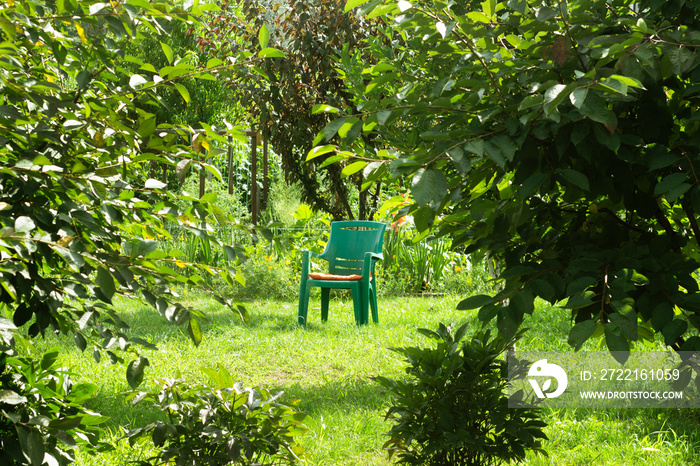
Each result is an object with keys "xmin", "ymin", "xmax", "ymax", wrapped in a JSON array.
[{"xmin": 36, "ymin": 293, "xmax": 700, "ymax": 465}]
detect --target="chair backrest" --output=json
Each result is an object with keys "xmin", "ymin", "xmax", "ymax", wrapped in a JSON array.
[{"xmin": 322, "ymin": 221, "xmax": 386, "ymax": 276}]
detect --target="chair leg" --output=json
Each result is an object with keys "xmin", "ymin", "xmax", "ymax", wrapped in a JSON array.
[
  {"xmin": 370, "ymin": 284, "xmax": 379, "ymax": 324},
  {"xmin": 351, "ymin": 287, "xmax": 363, "ymax": 325},
  {"xmin": 360, "ymin": 283, "xmax": 371, "ymax": 325},
  {"xmin": 320, "ymin": 288, "xmax": 330, "ymax": 322},
  {"xmin": 298, "ymin": 283, "xmax": 312, "ymax": 326}
]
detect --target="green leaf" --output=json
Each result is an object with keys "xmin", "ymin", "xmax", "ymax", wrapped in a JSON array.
[
  {"xmin": 519, "ymin": 173, "xmax": 547, "ymax": 199},
  {"xmin": 478, "ymin": 303, "xmax": 499, "ymax": 321},
  {"xmin": 519, "ymin": 94, "xmax": 544, "ymax": 110},
  {"xmin": 491, "ymin": 135, "xmax": 517, "ymax": 162},
  {"xmin": 580, "ymin": 92, "xmax": 617, "ymax": 129},
  {"xmin": 187, "ymin": 317, "xmax": 203, "ymax": 346},
  {"xmin": 411, "ymin": 168, "xmax": 447, "ymax": 206},
  {"xmin": 89, "ymin": 2, "xmax": 108, "ymax": 14},
  {"xmin": 544, "ymin": 83, "xmax": 574, "ymax": 114},
  {"xmin": 377, "ymin": 109, "xmax": 394, "ymax": 125},
  {"xmin": 497, "ymin": 306, "xmax": 518, "ymax": 340},
  {"xmin": 568, "ymin": 320, "xmax": 597, "ymax": 350},
  {"xmin": 129, "ymin": 74, "xmax": 148, "ymax": 89},
  {"xmin": 306, "ymin": 145, "xmax": 337, "ymax": 161},
  {"xmin": 27, "ymin": 431, "xmax": 45, "ymax": 466},
  {"xmin": 566, "ymin": 276, "xmax": 598, "ymax": 295},
  {"xmin": 341, "ymin": 161, "xmax": 368, "ymax": 178},
  {"xmin": 667, "ymin": 46, "xmax": 695, "ymax": 75},
  {"xmin": 132, "ymin": 239, "xmax": 158, "ymax": 258},
  {"xmin": 0, "ymin": 389, "xmax": 27, "ymax": 405},
  {"xmin": 258, "ymin": 23, "xmax": 270, "ymax": 49},
  {"xmin": 345, "ymin": 0, "xmax": 372, "ymax": 12},
  {"xmin": 76, "ymin": 70, "xmax": 91, "ymax": 90},
  {"xmin": 0, "ymin": 17, "xmax": 16, "ymax": 41},
  {"xmin": 319, "ymin": 154, "xmax": 347, "ymax": 169},
  {"xmin": 510, "ymin": 291, "xmax": 534, "ymax": 315},
  {"xmin": 126, "ymin": 356, "xmax": 150, "ymax": 389},
  {"xmin": 311, "ymin": 104, "xmax": 340, "ymax": 114},
  {"xmin": 137, "ymin": 115, "xmax": 156, "ymax": 137},
  {"xmin": 321, "ymin": 118, "xmax": 347, "ymax": 141},
  {"xmin": 48, "ymin": 416, "xmax": 83, "ymax": 431},
  {"xmin": 604, "ymin": 324, "xmax": 630, "ymax": 363},
  {"xmin": 14, "ymin": 216, "xmax": 35, "ymax": 233},
  {"xmin": 174, "ymin": 83, "xmax": 190, "ymax": 103},
  {"xmin": 457, "ymin": 294, "xmax": 494, "ymax": 310},
  {"xmin": 569, "ymin": 87, "xmax": 588, "ymax": 108},
  {"xmin": 484, "ymin": 140, "xmax": 506, "ymax": 168},
  {"xmin": 662, "ymin": 319, "xmax": 687, "ymax": 346},
  {"xmin": 654, "ymin": 172, "xmax": 687, "ymax": 197},
  {"xmin": 559, "ymin": 169, "xmax": 589, "ymax": 191},
  {"xmin": 96, "ymin": 267, "xmax": 116, "ymax": 303},
  {"xmin": 68, "ymin": 383, "xmax": 99, "ymax": 404},
  {"xmin": 258, "ymin": 48, "xmax": 284, "ymax": 58},
  {"xmin": 467, "ymin": 11, "xmax": 490, "ymax": 23},
  {"xmin": 608, "ymin": 309, "xmax": 637, "ymax": 341},
  {"xmin": 40, "ymin": 349, "xmax": 59, "ymax": 370},
  {"xmin": 144, "ymin": 178, "xmax": 167, "ymax": 189},
  {"xmin": 464, "ymin": 139, "xmax": 484, "ymax": 157},
  {"xmin": 160, "ymin": 41, "xmax": 174, "ymax": 64}
]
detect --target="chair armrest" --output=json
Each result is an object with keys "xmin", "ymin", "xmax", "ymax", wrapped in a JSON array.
[
  {"xmin": 362, "ymin": 252, "xmax": 383, "ymax": 280},
  {"xmin": 301, "ymin": 250, "xmax": 326, "ymax": 274},
  {"xmin": 365, "ymin": 252, "xmax": 383, "ymax": 262}
]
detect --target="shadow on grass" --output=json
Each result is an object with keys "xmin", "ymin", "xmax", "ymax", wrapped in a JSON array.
[
  {"xmin": 275, "ymin": 375, "xmax": 390, "ymax": 417},
  {"xmin": 117, "ymin": 300, "xmax": 304, "ymax": 335},
  {"xmin": 117, "ymin": 299, "xmax": 369, "ymax": 341},
  {"xmin": 82, "ymin": 372, "xmax": 390, "ymax": 437}
]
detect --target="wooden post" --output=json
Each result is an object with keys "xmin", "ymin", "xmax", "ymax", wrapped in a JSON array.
[
  {"xmin": 262, "ymin": 135, "xmax": 269, "ymax": 208},
  {"xmin": 227, "ymin": 135, "xmax": 234, "ymax": 195},
  {"xmin": 249, "ymin": 131, "xmax": 258, "ymax": 225}
]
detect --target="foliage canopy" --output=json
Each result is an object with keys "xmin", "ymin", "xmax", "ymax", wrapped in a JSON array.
[
  {"xmin": 203, "ymin": 0, "xmax": 384, "ymax": 219},
  {"xmin": 319, "ymin": 0, "xmax": 700, "ymax": 360},
  {"xmin": 0, "ymin": 0, "xmax": 275, "ymax": 462}
]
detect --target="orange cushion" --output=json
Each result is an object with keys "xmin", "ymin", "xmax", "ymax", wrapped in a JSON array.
[{"xmin": 308, "ymin": 273, "xmax": 362, "ymax": 281}]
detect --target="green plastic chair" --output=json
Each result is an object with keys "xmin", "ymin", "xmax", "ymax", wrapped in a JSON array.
[{"xmin": 298, "ymin": 221, "xmax": 386, "ymax": 326}]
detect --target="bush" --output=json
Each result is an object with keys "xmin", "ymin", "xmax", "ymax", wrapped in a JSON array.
[
  {"xmin": 375, "ymin": 323, "xmax": 547, "ymax": 466},
  {"xmin": 1, "ymin": 328, "xmax": 110, "ymax": 465},
  {"xmin": 125, "ymin": 365, "xmax": 309, "ymax": 465},
  {"xmin": 228, "ymin": 242, "xmax": 299, "ymax": 300}
]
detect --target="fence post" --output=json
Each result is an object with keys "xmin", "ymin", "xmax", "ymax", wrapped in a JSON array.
[
  {"xmin": 262, "ymin": 135, "xmax": 269, "ymax": 208},
  {"xmin": 249, "ymin": 130, "xmax": 258, "ymax": 225}
]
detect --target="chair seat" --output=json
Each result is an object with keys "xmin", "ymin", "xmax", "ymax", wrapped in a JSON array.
[{"xmin": 308, "ymin": 273, "xmax": 362, "ymax": 281}]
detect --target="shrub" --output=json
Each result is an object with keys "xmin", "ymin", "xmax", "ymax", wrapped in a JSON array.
[
  {"xmin": 228, "ymin": 242, "xmax": 299, "ymax": 300},
  {"xmin": 375, "ymin": 323, "xmax": 547, "ymax": 466},
  {"xmin": 125, "ymin": 365, "xmax": 309, "ymax": 465},
  {"xmin": 1, "ymin": 328, "xmax": 110, "ymax": 465}
]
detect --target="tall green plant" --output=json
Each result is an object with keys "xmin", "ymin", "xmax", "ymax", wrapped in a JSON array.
[{"xmin": 383, "ymin": 225, "xmax": 456, "ymax": 292}]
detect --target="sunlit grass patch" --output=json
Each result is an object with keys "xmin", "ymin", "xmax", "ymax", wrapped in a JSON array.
[{"xmin": 34, "ymin": 292, "xmax": 700, "ymax": 465}]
